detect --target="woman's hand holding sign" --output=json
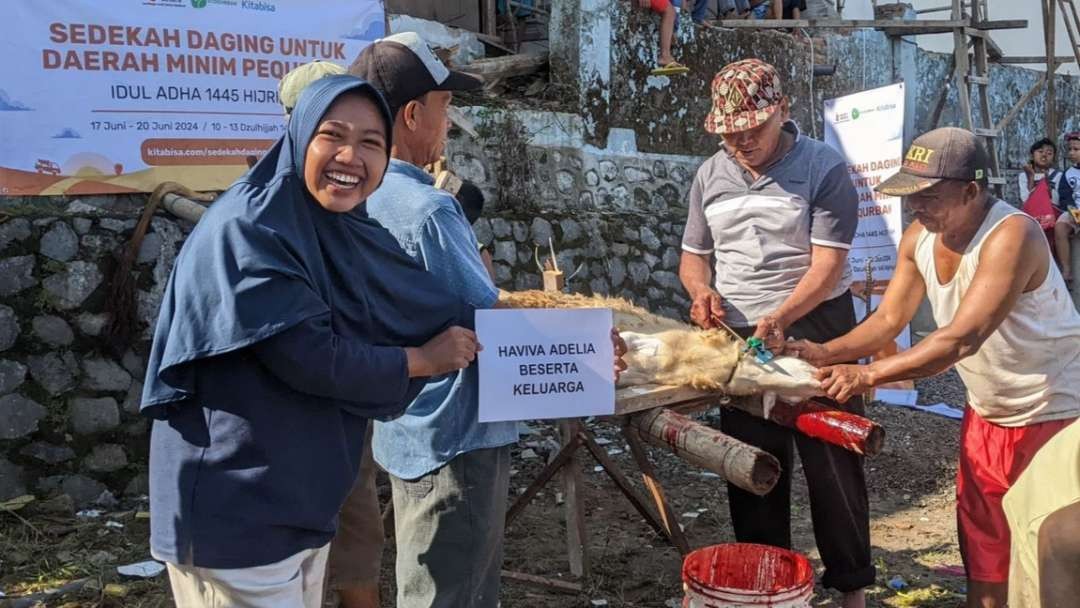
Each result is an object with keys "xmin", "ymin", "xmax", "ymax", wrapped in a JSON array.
[{"xmin": 406, "ymin": 326, "xmax": 481, "ymax": 377}]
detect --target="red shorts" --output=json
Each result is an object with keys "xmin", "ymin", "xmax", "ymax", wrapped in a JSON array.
[
  {"xmin": 956, "ymin": 408, "xmax": 1076, "ymax": 582},
  {"xmin": 649, "ymin": 0, "xmax": 671, "ymax": 13}
]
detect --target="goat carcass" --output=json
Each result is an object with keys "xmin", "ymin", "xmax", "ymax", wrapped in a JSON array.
[{"xmin": 499, "ymin": 290, "xmax": 823, "ymax": 404}]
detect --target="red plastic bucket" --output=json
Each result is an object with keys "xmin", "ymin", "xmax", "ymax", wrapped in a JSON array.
[{"xmin": 682, "ymin": 543, "xmax": 814, "ymax": 607}]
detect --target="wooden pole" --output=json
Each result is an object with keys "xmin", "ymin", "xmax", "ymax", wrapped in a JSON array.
[
  {"xmin": 622, "ymin": 424, "xmax": 691, "ymax": 555},
  {"xmin": 482, "ymin": 0, "xmax": 497, "ymax": 37},
  {"xmin": 539, "ymin": 258, "xmax": 586, "ymax": 577},
  {"xmin": 1047, "ymin": 0, "xmax": 1058, "ymax": 138},
  {"xmin": 504, "ymin": 432, "xmax": 585, "ymax": 526},
  {"xmin": 578, "ymin": 431, "xmax": 672, "ymax": 541},
  {"xmin": 953, "ymin": 0, "xmax": 975, "ymax": 129},
  {"xmin": 995, "ymin": 74, "xmax": 1048, "ymax": 133},
  {"xmin": 722, "ymin": 396, "xmax": 885, "ymax": 457},
  {"xmin": 558, "ymin": 418, "xmax": 589, "ymax": 577},
  {"xmin": 500, "ymin": 570, "xmax": 583, "ymax": 594},
  {"xmin": 1057, "ymin": 0, "xmax": 1080, "ymax": 77},
  {"xmin": 628, "ymin": 407, "xmax": 781, "ymax": 496},
  {"xmin": 929, "ymin": 55, "xmax": 956, "ymax": 129}
]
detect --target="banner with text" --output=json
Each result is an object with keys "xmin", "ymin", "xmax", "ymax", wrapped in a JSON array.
[
  {"xmin": 823, "ymin": 82, "xmax": 905, "ymax": 284},
  {"xmin": 476, "ymin": 308, "xmax": 615, "ymax": 423},
  {"xmin": 0, "ymin": 0, "xmax": 384, "ymax": 196},
  {"xmin": 823, "ymin": 83, "xmax": 910, "ymax": 353}
]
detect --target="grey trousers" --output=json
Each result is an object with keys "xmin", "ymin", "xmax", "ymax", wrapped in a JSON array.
[{"xmin": 390, "ymin": 445, "xmax": 511, "ymax": 608}]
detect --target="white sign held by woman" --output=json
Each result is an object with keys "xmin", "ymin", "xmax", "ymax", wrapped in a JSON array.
[{"xmin": 476, "ymin": 308, "xmax": 614, "ymax": 422}]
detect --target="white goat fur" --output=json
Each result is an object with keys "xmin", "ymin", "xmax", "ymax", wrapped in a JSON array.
[{"xmin": 499, "ymin": 290, "xmax": 823, "ymax": 402}]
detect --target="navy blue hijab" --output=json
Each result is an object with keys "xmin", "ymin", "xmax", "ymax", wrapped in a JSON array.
[{"xmin": 141, "ymin": 75, "xmax": 463, "ymax": 417}]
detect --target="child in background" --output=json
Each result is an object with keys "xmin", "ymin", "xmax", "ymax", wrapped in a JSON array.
[
  {"xmin": 1055, "ymin": 133, "xmax": 1080, "ymax": 281},
  {"xmin": 634, "ymin": 0, "xmax": 690, "ymax": 75},
  {"xmin": 746, "ymin": 0, "xmax": 804, "ymax": 19},
  {"xmin": 1020, "ymin": 137, "xmax": 1062, "ymax": 203},
  {"xmin": 773, "ymin": 0, "xmax": 806, "ymax": 18}
]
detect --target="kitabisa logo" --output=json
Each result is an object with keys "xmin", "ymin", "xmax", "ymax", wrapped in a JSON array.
[
  {"xmin": 191, "ymin": 0, "xmax": 207, "ymax": 6},
  {"xmin": 851, "ymin": 108, "xmax": 861, "ymax": 120}
]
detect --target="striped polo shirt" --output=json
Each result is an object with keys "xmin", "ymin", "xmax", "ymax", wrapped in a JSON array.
[{"xmin": 681, "ymin": 121, "xmax": 858, "ymax": 326}]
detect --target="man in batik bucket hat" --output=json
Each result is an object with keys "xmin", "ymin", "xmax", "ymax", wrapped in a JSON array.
[{"xmin": 679, "ymin": 57, "xmax": 873, "ymax": 608}]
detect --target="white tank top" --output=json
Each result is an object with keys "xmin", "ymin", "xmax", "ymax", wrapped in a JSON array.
[{"xmin": 915, "ymin": 200, "xmax": 1080, "ymax": 426}]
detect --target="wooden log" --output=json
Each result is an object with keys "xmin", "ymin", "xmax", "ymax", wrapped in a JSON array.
[
  {"xmin": 500, "ymin": 570, "xmax": 583, "ymax": 594},
  {"xmin": 628, "ymin": 408, "xmax": 780, "ymax": 496},
  {"xmin": 792, "ymin": 400, "xmax": 886, "ymax": 457},
  {"xmin": 161, "ymin": 191, "xmax": 208, "ymax": 223},
  {"xmin": 724, "ymin": 395, "xmax": 885, "ymax": 457},
  {"xmin": 462, "ymin": 53, "xmax": 548, "ymax": 81},
  {"xmin": 558, "ymin": 419, "xmax": 589, "ymax": 577}
]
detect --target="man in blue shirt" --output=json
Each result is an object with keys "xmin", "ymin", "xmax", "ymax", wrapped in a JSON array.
[{"xmin": 348, "ymin": 33, "xmax": 518, "ymax": 608}]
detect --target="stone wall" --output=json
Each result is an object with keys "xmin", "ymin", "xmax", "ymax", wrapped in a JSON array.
[
  {"xmin": 0, "ymin": 197, "xmax": 190, "ymax": 505},
  {"xmin": 450, "ymin": 108, "xmax": 700, "ymax": 317},
  {"xmin": 559, "ymin": 0, "xmax": 1080, "ymax": 198}
]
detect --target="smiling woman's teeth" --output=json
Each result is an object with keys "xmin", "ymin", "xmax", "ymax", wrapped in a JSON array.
[{"xmin": 326, "ymin": 171, "xmax": 360, "ymax": 187}]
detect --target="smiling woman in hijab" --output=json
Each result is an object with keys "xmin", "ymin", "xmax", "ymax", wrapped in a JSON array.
[{"xmin": 139, "ymin": 75, "xmax": 477, "ymax": 607}]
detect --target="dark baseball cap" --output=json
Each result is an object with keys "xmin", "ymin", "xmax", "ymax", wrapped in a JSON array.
[
  {"xmin": 348, "ymin": 32, "xmax": 482, "ymax": 116},
  {"xmin": 876, "ymin": 127, "xmax": 990, "ymax": 196}
]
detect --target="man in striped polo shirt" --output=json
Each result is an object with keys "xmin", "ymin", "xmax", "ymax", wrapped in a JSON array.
[{"xmin": 679, "ymin": 58, "xmax": 871, "ymax": 608}]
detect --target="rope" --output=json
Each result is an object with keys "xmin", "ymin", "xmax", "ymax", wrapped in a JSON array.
[{"xmin": 102, "ymin": 182, "xmax": 214, "ymax": 355}]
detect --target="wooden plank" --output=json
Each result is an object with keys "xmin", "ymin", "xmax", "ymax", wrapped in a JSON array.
[
  {"xmin": 970, "ymin": 19, "xmax": 1029, "ymax": 30},
  {"xmin": 476, "ymin": 32, "xmax": 516, "ymax": 55},
  {"xmin": 966, "ymin": 75, "xmax": 990, "ymax": 85},
  {"xmin": 501, "ymin": 570, "xmax": 583, "ymax": 594},
  {"xmin": 983, "ymin": 33, "xmax": 1004, "ymax": 60},
  {"xmin": 973, "ymin": 128, "xmax": 1000, "ymax": 137},
  {"xmin": 915, "ymin": 4, "xmax": 956, "ymax": 14},
  {"xmin": 953, "ymin": 19, "xmax": 975, "ymax": 129},
  {"xmin": 884, "ymin": 25, "xmax": 971, "ymax": 35},
  {"xmin": 559, "ymin": 419, "xmax": 589, "ymax": 577},
  {"xmin": 508, "ymin": 0, "xmax": 549, "ymax": 15},
  {"xmin": 614, "ymin": 384, "xmax": 717, "ymax": 416},
  {"xmin": 1047, "ymin": 0, "xmax": 1058, "ymax": 137},
  {"xmin": 1059, "ymin": 0, "xmax": 1080, "ymax": 72},
  {"xmin": 482, "ymin": 0, "xmax": 498, "ymax": 37},
  {"xmin": 622, "ymin": 424, "xmax": 691, "ymax": 555},
  {"xmin": 995, "ymin": 74, "xmax": 1047, "ymax": 132},
  {"xmin": 929, "ymin": 54, "xmax": 956, "ymax": 129},
  {"xmin": 505, "ymin": 432, "xmax": 583, "ymax": 526},
  {"xmin": 996, "ymin": 55, "xmax": 1076, "ymax": 63},
  {"xmin": 711, "ymin": 18, "xmax": 1024, "ymax": 31},
  {"xmin": 579, "ymin": 430, "xmax": 670, "ymax": 540},
  {"xmin": 712, "ymin": 18, "xmax": 961, "ymax": 30},
  {"xmin": 462, "ymin": 53, "xmax": 549, "ymax": 80}
]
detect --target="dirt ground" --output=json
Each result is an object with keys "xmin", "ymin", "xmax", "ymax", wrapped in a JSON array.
[{"xmin": 0, "ymin": 373, "xmax": 969, "ymax": 607}]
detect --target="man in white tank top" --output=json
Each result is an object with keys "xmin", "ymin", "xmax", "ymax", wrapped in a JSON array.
[{"xmin": 786, "ymin": 127, "xmax": 1080, "ymax": 608}]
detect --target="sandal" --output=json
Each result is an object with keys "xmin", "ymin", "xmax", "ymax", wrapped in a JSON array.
[{"xmin": 650, "ymin": 60, "xmax": 690, "ymax": 76}]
